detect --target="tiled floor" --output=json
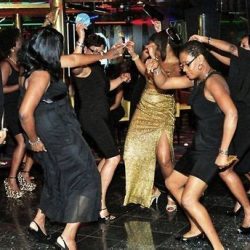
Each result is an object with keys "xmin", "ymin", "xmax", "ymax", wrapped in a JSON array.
[{"xmin": 0, "ymin": 117, "xmax": 250, "ymax": 250}]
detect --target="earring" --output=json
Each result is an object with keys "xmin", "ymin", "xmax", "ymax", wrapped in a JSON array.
[{"xmin": 198, "ymin": 64, "xmax": 203, "ymax": 70}]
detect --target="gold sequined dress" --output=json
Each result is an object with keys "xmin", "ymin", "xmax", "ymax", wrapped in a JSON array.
[{"xmin": 123, "ymin": 79, "xmax": 175, "ymax": 208}]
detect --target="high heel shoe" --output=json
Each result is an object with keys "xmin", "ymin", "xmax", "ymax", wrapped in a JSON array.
[
  {"xmin": 4, "ymin": 177, "xmax": 24, "ymax": 199},
  {"xmin": 99, "ymin": 208, "xmax": 116, "ymax": 222},
  {"xmin": 56, "ymin": 235, "xmax": 69, "ymax": 250},
  {"xmin": 175, "ymin": 232, "xmax": 205, "ymax": 242},
  {"xmin": 28, "ymin": 221, "xmax": 52, "ymax": 243},
  {"xmin": 17, "ymin": 171, "xmax": 36, "ymax": 191},
  {"xmin": 150, "ymin": 188, "xmax": 161, "ymax": 206}
]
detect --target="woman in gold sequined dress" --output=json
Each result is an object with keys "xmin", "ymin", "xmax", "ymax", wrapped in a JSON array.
[{"xmin": 123, "ymin": 28, "xmax": 182, "ymax": 208}]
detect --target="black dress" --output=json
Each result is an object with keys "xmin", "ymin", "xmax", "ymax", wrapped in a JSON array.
[
  {"xmin": 174, "ymin": 71, "xmax": 223, "ymax": 184},
  {"xmin": 73, "ymin": 63, "xmax": 119, "ymax": 158},
  {"xmin": 228, "ymin": 47, "xmax": 250, "ymax": 174},
  {"xmin": 4, "ymin": 61, "xmax": 22, "ymax": 136},
  {"xmin": 23, "ymin": 79, "xmax": 101, "ymax": 223}
]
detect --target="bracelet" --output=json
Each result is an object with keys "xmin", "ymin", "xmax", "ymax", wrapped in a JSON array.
[
  {"xmin": 132, "ymin": 54, "xmax": 139, "ymax": 61},
  {"xmin": 208, "ymin": 37, "xmax": 211, "ymax": 44},
  {"xmin": 29, "ymin": 137, "xmax": 41, "ymax": 146},
  {"xmin": 219, "ymin": 148, "xmax": 228, "ymax": 156},
  {"xmin": 76, "ymin": 41, "xmax": 84, "ymax": 48},
  {"xmin": 153, "ymin": 67, "xmax": 161, "ymax": 75}
]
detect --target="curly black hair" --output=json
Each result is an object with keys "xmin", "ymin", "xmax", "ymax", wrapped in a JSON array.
[{"xmin": 0, "ymin": 28, "xmax": 20, "ymax": 60}]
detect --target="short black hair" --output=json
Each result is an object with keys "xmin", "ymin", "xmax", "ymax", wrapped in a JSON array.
[
  {"xmin": 179, "ymin": 40, "xmax": 207, "ymax": 59},
  {"xmin": 85, "ymin": 34, "xmax": 106, "ymax": 48},
  {"xmin": 0, "ymin": 28, "xmax": 20, "ymax": 60}
]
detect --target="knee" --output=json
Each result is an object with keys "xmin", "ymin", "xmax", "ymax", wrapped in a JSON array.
[
  {"xmin": 165, "ymin": 176, "xmax": 177, "ymax": 193},
  {"xmin": 107, "ymin": 154, "xmax": 120, "ymax": 167},
  {"xmin": 181, "ymin": 193, "xmax": 195, "ymax": 210}
]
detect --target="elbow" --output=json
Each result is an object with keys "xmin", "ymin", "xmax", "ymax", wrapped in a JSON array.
[
  {"xmin": 19, "ymin": 109, "xmax": 29, "ymax": 124},
  {"xmin": 226, "ymin": 108, "xmax": 238, "ymax": 125}
]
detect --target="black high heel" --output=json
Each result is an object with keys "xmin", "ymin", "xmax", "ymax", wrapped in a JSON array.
[
  {"xmin": 237, "ymin": 226, "xmax": 250, "ymax": 235},
  {"xmin": 175, "ymin": 232, "xmax": 205, "ymax": 242},
  {"xmin": 56, "ymin": 235, "xmax": 69, "ymax": 250},
  {"xmin": 99, "ymin": 208, "xmax": 116, "ymax": 222},
  {"xmin": 28, "ymin": 221, "xmax": 52, "ymax": 243}
]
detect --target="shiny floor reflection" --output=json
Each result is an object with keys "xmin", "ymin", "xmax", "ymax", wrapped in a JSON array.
[{"xmin": 1, "ymin": 123, "xmax": 250, "ymax": 249}]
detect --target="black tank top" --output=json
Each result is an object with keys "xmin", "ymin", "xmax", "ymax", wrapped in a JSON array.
[
  {"xmin": 73, "ymin": 64, "xmax": 110, "ymax": 117},
  {"xmin": 189, "ymin": 71, "xmax": 224, "ymax": 150},
  {"xmin": 4, "ymin": 61, "xmax": 20, "ymax": 105}
]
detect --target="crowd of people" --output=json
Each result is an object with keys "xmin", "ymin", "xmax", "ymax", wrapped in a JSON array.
[{"xmin": 0, "ymin": 11, "xmax": 250, "ymax": 250}]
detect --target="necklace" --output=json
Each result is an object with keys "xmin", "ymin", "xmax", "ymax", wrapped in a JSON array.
[{"xmin": 8, "ymin": 56, "xmax": 17, "ymax": 65}]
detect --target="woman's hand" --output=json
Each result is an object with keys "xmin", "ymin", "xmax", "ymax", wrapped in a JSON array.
[
  {"xmin": 120, "ymin": 73, "xmax": 131, "ymax": 83},
  {"xmin": 75, "ymin": 23, "xmax": 87, "ymax": 42},
  {"xmin": 215, "ymin": 154, "xmax": 228, "ymax": 169},
  {"xmin": 152, "ymin": 20, "xmax": 162, "ymax": 33},
  {"xmin": 125, "ymin": 41, "xmax": 136, "ymax": 57},
  {"xmin": 105, "ymin": 44, "xmax": 125, "ymax": 59},
  {"xmin": 145, "ymin": 58, "xmax": 159, "ymax": 73},
  {"xmin": 189, "ymin": 34, "xmax": 207, "ymax": 43},
  {"xmin": 145, "ymin": 43, "xmax": 157, "ymax": 60},
  {"xmin": 29, "ymin": 138, "xmax": 47, "ymax": 152}
]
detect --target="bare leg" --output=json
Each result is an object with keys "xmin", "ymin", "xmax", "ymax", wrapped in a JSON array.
[
  {"xmin": 98, "ymin": 155, "xmax": 120, "ymax": 216},
  {"xmin": 156, "ymin": 132, "xmax": 176, "ymax": 211},
  {"xmin": 60, "ymin": 223, "xmax": 80, "ymax": 250},
  {"xmin": 33, "ymin": 209, "xmax": 47, "ymax": 235},
  {"xmin": 166, "ymin": 171, "xmax": 202, "ymax": 235},
  {"xmin": 219, "ymin": 168, "xmax": 250, "ymax": 227},
  {"xmin": 8, "ymin": 133, "xmax": 26, "ymax": 191},
  {"xmin": 97, "ymin": 158, "xmax": 106, "ymax": 172},
  {"xmin": 182, "ymin": 176, "xmax": 223, "ymax": 250},
  {"xmin": 21, "ymin": 154, "xmax": 34, "ymax": 182}
]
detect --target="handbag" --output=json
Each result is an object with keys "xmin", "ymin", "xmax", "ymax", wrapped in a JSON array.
[{"xmin": 0, "ymin": 112, "xmax": 7, "ymax": 144}]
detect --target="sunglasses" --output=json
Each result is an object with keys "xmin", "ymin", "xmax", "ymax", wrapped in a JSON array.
[
  {"xmin": 180, "ymin": 56, "xmax": 197, "ymax": 70},
  {"xmin": 88, "ymin": 47, "xmax": 104, "ymax": 54}
]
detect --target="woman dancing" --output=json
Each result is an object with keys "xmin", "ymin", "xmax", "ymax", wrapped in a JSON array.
[
  {"xmin": 146, "ymin": 40, "xmax": 239, "ymax": 249},
  {"xmin": 18, "ymin": 26, "xmax": 121, "ymax": 249}
]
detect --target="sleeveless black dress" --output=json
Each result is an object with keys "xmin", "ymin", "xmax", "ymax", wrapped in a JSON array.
[
  {"xmin": 175, "ymin": 71, "xmax": 223, "ymax": 183},
  {"xmin": 4, "ymin": 61, "xmax": 22, "ymax": 136},
  {"xmin": 23, "ymin": 79, "xmax": 101, "ymax": 223},
  {"xmin": 74, "ymin": 63, "xmax": 119, "ymax": 158}
]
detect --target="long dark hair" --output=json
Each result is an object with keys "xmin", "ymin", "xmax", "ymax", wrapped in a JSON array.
[
  {"xmin": 0, "ymin": 28, "xmax": 20, "ymax": 60},
  {"xmin": 18, "ymin": 27, "xmax": 63, "ymax": 81},
  {"xmin": 148, "ymin": 27, "xmax": 182, "ymax": 60}
]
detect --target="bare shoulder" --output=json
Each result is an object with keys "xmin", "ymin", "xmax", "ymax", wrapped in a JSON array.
[
  {"xmin": 205, "ymin": 73, "xmax": 229, "ymax": 93},
  {"xmin": 27, "ymin": 70, "xmax": 50, "ymax": 88}
]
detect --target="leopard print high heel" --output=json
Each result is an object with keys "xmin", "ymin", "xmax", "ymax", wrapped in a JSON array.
[
  {"xmin": 17, "ymin": 171, "xmax": 36, "ymax": 192},
  {"xmin": 4, "ymin": 177, "xmax": 24, "ymax": 199}
]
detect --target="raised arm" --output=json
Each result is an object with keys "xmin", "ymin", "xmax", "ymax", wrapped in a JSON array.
[
  {"xmin": 190, "ymin": 34, "xmax": 239, "ymax": 57},
  {"xmin": 210, "ymin": 50, "xmax": 231, "ymax": 66},
  {"xmin": 71, "ymin": 23, "xmax": 87, "ymax": 75},
  {"xmin": 126, "ymin": 41, "xmax": 146, "ymax": 75},
  {"xmin": 61, "ymin": 45, "xmax": 122, "ymax": 68},
  {"xmin": 205, "ymin": 75, "xmax": 238, "ymax": 167}
]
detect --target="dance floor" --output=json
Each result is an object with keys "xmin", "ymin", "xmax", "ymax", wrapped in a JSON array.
[{"xmin": 0, "ymin": 115, "xmax": 250, "ymax": 249}]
